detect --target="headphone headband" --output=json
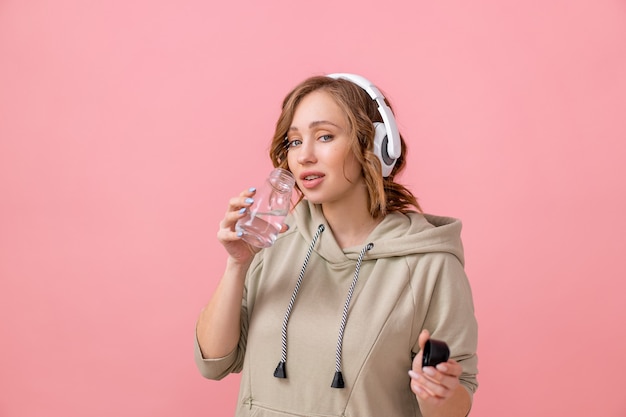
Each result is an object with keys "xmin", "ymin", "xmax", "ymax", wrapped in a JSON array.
[{"xmin": 327, "ymin": 73, "xmax": 401, "ymax": 166}]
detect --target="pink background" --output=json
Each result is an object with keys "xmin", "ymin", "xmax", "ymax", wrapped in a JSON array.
[{"xmin": 1, "ymin": 0, "xmax": 625, "ymax": 416}]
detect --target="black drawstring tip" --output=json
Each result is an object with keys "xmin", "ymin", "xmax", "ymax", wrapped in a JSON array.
[
  {"xmin": 273, "ymin": 361, "xmax": 287, "ymax": 379},
  {"xmin": 331, "ymin": 371, "xmax": 344, "ymax": 388}
]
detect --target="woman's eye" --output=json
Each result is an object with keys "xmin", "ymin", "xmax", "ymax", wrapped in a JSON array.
[
  {"xmin": 319, "ymin": 134, "xmax": 333, "ymax": 142},
  {"xmin": 287, "ymin": 139, "xmax": 302, "ymax": 149}
]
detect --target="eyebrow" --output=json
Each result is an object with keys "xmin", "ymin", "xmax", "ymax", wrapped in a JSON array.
[{"xmin": 288, "ymin": 120, "xmax": 342, "ymax": 132}]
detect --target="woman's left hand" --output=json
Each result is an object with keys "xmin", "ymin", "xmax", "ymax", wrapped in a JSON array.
[{"xmin": 409, "ymin": 330, "xmax": 462, "ymax": 406}]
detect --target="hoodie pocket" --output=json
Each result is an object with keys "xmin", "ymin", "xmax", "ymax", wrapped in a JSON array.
[{"xmin": 247, "ymin": 401, "xmax": 342, "ymax": 417}]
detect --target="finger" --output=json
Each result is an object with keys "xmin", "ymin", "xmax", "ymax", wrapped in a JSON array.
[
  {"xmin": 239, "ymin": 186, "xmax": 257, "ymax": 198},
  {"xmin": 422, "ymin": 366, "xmax": 446, "ymax": 386},
  {"xmin": 222, "ymin": 190, "xmax": 256, "ymax": 230},
  {"xmin": 422, "ymin": 364, "xmax": 462, "ymax": 398},
  {"xmin": 408, "ymin": 370, "xmax": 442, "ymax": 399},
  {"xmin": 225, "ymin": 187, "xmax": 257, "ymax": 210},
  {"xmin": 411, "ymin": 350, "xmax": 423, "ymax": 373},
  {"xmin": 227, "ymin": 194, "xmax": 255, "ymax": 213},
  {"xmin": 416, "ymin": 368, "xmax": 449, "ymax": 398},
  {"xmin": 411, "ymin": 330, "xmax": 431, "ymax": 372},
  {"xmin": 435, "ymin": 359, "xmax": 462, "ymax": 378},
  {"xmin": 418, "ymin": 329, "xmax": 430, "ymax": 351},
  {"xmin": 217, "ymin": 224, "xmax": 243, "ymax": 241},
  {"xmin": 219, "ymin": 206, "xmax": 249, "ymax": 231}
]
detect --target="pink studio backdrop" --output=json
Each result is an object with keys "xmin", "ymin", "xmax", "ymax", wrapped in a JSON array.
[{"xmin": 1, "ymin": 1, "xmax": 625, "ymax": 416}]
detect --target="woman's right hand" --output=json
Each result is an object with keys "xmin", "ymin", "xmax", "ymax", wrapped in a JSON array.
[{"xmin": 217, "ymin": 187, "xmax": 259, "ymax": 264}]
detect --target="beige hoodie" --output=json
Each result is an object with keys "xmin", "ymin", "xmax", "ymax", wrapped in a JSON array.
[{"xmin": 195, "ymin": 200, "xmax": 478, "ymax": 416}]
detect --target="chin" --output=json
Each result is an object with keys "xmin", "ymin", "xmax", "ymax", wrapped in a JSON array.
[{"xmin": 300, "ymin": 192, "xmax": 324, "ymax": 205}]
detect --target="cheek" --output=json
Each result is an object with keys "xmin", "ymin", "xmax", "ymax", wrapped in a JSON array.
[
  {"xmin": 286, "ymin": 151, "xmax": 297, "ymax": 171},
  {"xmin": 342, "ymin": 151, "xmax": 363, "ymax": 180}
]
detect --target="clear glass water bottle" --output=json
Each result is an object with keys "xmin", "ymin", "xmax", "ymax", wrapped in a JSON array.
[{"xmin": 235, "ymin": 168, "xmax": 295, "ymax": 248}]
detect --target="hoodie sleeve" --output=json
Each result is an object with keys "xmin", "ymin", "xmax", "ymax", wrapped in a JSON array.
[
  {"xmin": 193, "ymin": 304, "xmax": 248, "ymax": 380},
  {"xmin": 412, "ymin": 252, "xmax": 479, "ymax": 397}
]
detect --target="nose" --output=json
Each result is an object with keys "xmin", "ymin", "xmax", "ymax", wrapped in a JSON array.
[{"xmin": 296, "ymin": 138, "xmax": 317, "ymax": 165}]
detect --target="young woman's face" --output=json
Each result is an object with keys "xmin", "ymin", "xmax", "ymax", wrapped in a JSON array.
[{"xmin": 286, "ymin": 90, "xmax": 364, "ymax": 207}]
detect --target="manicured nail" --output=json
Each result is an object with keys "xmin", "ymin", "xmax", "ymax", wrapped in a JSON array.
[
  {"xmin": 237, "ymin": 231, "xmax": 243, "ymax": 237},
  {"xmin": 239, "ymin": 208, "xmax": 246, "ymax": 214},
  {"xmin": 244, "ymin": 198, "xmax": 254, "ymax": 204},
  {"xmin": 422, "ymin": 367, "xmax": 436, "ymax": 376},
  {"xmin": 408, "ymin": 370, "xmax": 419, "ymax": 379},
  {"xmin": 248, "ymin": 187, "xmax": 256, "ymax": 192}
]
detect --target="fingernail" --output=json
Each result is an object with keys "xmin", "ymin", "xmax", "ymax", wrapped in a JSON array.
[
  {"xmin": 237, "ymin": 231, "xmax": 243, "ymax": 237},
  {"xmin": 248, "ymin": 187, "xmax": 256, "ymax": 192},
  {"xmin": 245, "ymin": 198, "xmax": 254, "ymax": 204},
  {"xmin": 408, "ymin": 370, "xmax": 419, "ymax": 379},
  {"xmin": 422, "ymin": 367, "xmax": 436, "ymax": 376},
  {"xmin": 239, "ymin": 208, "xmax": 246, "ymax": 214}
]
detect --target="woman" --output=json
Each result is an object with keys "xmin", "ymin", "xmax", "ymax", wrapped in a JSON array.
[{"xmin": 195, "ymin": 73, "xmax": 478, "ymax": 416}]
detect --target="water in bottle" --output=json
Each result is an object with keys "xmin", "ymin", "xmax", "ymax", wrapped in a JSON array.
[{"xmin": 235, "ymin": 168, "xmax": 295, "ymax": 248}]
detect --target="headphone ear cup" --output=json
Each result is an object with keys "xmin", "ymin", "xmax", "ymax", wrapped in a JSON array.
[{"xmin": 372, "ymin": 122, "xmax": 396, "ymax": 177}]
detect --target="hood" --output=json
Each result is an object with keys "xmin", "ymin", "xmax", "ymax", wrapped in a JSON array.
[{"xmin": 289, "ymin": 200, "xmax": 465, "ymax": 266}]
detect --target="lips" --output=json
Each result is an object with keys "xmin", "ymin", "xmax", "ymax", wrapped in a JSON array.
[{"xmin": 300, "ymin": 172, "xmax": 325, "ymax": 189}]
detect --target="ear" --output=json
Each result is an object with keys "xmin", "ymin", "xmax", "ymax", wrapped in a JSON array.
[{"xmin": 372, "ymin": 122, "xmax": 396, "ymax": 177}]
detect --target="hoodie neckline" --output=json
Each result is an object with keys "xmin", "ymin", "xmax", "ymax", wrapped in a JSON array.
[{"xmin": 289, "ymin": 200, "xmax": 465, "ymax": 265}]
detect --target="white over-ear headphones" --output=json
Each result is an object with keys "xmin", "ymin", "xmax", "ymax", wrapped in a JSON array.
[{"xmin": 327, "ymin": 73, "xmax": 401, "ymax": 177}]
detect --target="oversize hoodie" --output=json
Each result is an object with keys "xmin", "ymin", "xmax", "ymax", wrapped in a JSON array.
[{"xmin": 195, "ymin": 200, "xmax": 478, "ymax": 417}]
